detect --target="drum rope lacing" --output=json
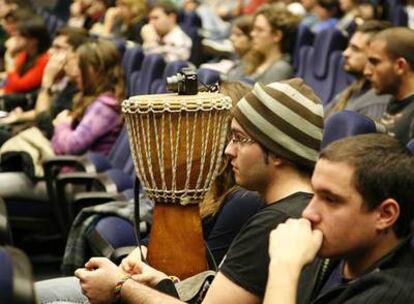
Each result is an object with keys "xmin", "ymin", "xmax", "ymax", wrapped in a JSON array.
[{"xmin": 123, "ymin": 95, "xmax": 231, "ymax": 205}]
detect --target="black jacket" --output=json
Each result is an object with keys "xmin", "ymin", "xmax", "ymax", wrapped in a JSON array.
[{"xmin": 302, "ymin": 237, "xmax": 414, "ymax": 304}]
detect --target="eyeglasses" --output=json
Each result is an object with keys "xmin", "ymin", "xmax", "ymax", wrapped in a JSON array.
[{"xmin": 229, "ymin": 133, "xmax": 256, "ymax": 146}]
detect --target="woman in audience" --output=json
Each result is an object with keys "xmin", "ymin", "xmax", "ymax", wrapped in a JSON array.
[
  {"xmin": 0, "ymin": 39, "xmax": 124, "ymax": 201},
  {"xmin": 245, "ymin": 4, "xmax": 299, "ymax": 84},
  {"xmin": 203, "ymin": 15, "xmax": 255, "ymax": 82},
  {"xmin": 2, "ymin": 16, "xmax": 50, "ymax": 95}
]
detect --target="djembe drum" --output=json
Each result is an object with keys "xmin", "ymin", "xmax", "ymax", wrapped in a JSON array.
[{"xmin": 122, "ymin": 92, "xmax": 231, "ymax": 279}]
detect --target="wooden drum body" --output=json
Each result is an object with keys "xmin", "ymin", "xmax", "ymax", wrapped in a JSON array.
[{"xmin": 122, "ymin": 92, "xmax": 231, "ymax": 279}]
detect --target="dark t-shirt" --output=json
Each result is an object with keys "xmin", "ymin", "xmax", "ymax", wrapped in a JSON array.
[
  {"xmin": 381, "ymin": 94, "xmax": 414, "ymax": 144},
  {"xmin": 219, "ymin": 192, "xmax": 313, "ymax": 298},
  {"xmin": 203, "ymin": 189, "xmax": 264, "ymax": 265}
]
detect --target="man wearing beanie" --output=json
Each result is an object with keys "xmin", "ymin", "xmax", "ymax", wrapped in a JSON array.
[
  {"xmin": 69, "ymin": 78, "xmax": 324, "ymax": 304},
  {"xmin": 203, "ymin": 78, "xmax": 324, "ymax": 303}
]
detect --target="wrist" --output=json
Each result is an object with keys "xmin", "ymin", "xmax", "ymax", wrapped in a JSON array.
[
  {"xmin": 113, "ymin": 274, "xmax": 131, "ymax": 304},
  {"xmin": 269, "ymin": 257, "xmax": 304, "ymax": 276}
]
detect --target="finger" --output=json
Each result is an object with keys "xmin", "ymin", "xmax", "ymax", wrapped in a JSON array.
[
  {"xmin": 130, "ymin": 273, "xmax": 152, "ymax": 284},
  {"xmin": 312, "ymin": 229, "xmax": 324, "ymax": 246},
  {"xmin": 74, "ymin": 267, "xmax": 87, "ymax": 279},
  {"xmin": 85, "ymin": 257, "xmax": 108, "ymax": 269}
]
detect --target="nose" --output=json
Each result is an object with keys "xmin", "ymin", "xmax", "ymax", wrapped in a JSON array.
[
  {"xmin": 363, "ymin": 62, "xmax": 372, "ymax": 78},
  {"xmin": 301, "ymin": 196, "xmax": 321, "ymax": 227},
  {"xmin": 342, "ymin": 46, "xmax": 350, "ymax": 59},
  {"xmin": 224, "ymin": 140, "xmax": 236, "ymax": 159}
]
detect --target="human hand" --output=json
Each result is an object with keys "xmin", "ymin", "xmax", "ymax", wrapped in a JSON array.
[
  {"xmin": 42, "ymin": 52, "xmax": 67, "ymax": 87},
  {"xmin": 105, "ymin": 7, "xmax": 122, "ymax": 23},
  {"xmin": 0, "ymin": 107, "xmax": 22, "ymax": 125},
  {"xmin": 53, "ymin": 110, "xmax": 73, "ymax": 126},
  {"xmin": 129, "ymin": 260, "xmax": 169, "ymax": 287},
  {"xmin": 119, "ymin": 246, "xmax": 147, "ymax": 274},
  {"xmin": 141, "ymin": 24, "xmax": 159, "ymax": 44},
  {"xmin": 269, "ymin": 218, "xmax": 323, "ymax": 270},
  {"xmin": 74, "ymin": 257, "xmax": 124, "ymax": 304}
]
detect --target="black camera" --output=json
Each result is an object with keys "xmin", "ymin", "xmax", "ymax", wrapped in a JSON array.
[{"xmin": 166, "ymin": 68, "xmax": 198, "ymax": 95}]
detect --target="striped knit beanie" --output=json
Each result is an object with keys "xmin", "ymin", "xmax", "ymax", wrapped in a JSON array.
[{"xmin": 233, "ymin": 78, "xmax": 324, "ymax": 169}]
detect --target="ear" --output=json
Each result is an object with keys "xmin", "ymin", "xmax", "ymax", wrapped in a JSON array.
[
  {"xmin": 394, "ymin": 57, "xmax": 409, "ymax": 75},
  {"xmin": 375, "ymin": 198, "xmax": 400, "ymax": 232},
  {"xmin": 269, "ymin": 153, "xmax": 283, "ymax": 167}
]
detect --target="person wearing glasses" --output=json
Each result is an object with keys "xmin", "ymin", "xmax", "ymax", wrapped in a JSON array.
[{"xmin": 66, "ymin": 78, "xmax": 324, "ymax": 304}]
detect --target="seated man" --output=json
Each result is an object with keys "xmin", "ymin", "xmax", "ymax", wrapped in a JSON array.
[
  {"xmin": 264, "ymin": 133, "xmax": 414, "ymax": 304},
  {"xmin": 141, "ymin": 1, "xmax": 192, "ymax": 63},
  {"xmin": 325, "ymin": 20, "xmax": 392, "ymax": 120},
  {"xmin": 364, "ymin": 27, "xmax": 414, "ymax": 144}
]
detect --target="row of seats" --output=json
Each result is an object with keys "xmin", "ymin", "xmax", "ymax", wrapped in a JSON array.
[{"xmin": 295, "ymin": 26, "xmax": 354, "ymax": 106}]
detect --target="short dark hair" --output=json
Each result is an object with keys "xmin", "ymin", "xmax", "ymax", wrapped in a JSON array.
[
  {"xmin": 150, "ymin": 1, "xmax": 178, "ymax": 16},
  {"xmin": 56, "ymin": 26, "xmax": 89, "ymax": 50},
  {"xmin": 320, "ymin": 134, "xmax": 414, "ymax": 237},
  {"xmin": 356, "ymin": 20, "xmax": 392, "ymax": 35},
  {"xmin": 372, "ymin": 27, "xmax": 414, "ymax": 71}
]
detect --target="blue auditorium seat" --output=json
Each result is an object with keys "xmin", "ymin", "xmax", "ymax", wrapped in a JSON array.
[
  {"xmin": 130, "ymin": 54, "xmax": 166, "ymax": 95},
  {"xmin": 293, "ymin": 24, "xmax": 314, "ymax": 72},
  {"xmin": 322, "ymin": 110, "xmax": 386, "ymax": 148},
  {"xmin": 298, "ymin": 27, "xmax": 349, "ymax": 104},
  {"xmin": 198, "ymin": 68, "xmax": 220, "ymax": 87}
]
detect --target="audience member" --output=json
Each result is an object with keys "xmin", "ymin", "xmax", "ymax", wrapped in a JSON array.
[
  {"xmin": 364, "ymin": 27, "xmax": 414, "ymax": 144},
  {"xmin": 246, "ymin": 4, "xmax": 299, "ymax": 84},
  {"xmin": 36, "ymin": 78, "xmax": 324, "ymax": 304},
  {"xmin": 1, "ymin": 16, "xmax": 50, "ymax": 95},
  {"xmin": 264, "ymin": 133, "xmax": 414, "ymax": 304},
  {"xmin": 201, "ymin": 16, "xmax": 254, "ymax": 81},
  {"xmin": 141, "ymin": 1, "xmax": 192, "ymax": 63},
  {"xmin": 325, "ymin": 20, "xmax": 392, "ymax": 120}
]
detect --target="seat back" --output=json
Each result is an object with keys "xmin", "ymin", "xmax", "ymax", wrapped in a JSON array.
[
  {"xmin": 293, "ymin": 24, "xmax": 314, "ymax": 71},
  {"xmin": 107, "ymin": 125, "xmax": 131, "ymax": 171},
  {"xmin": 322, "ymin": 110, "xmax": 386, "ymax": 148},
  {"xmin": 0, "ymin": 197, "xmax": 12, "ymax": 245},
  {"xmin": 131, "ymin": 54, "xmax": 166, "ymax": 95},
  {"xmin": 312, "ymin": 27, "xmax": 348, "ymax": 79},
  {"xmin": 121, "ymin": 45, "xmax": 145, "ymax": 85},
  {"xmin": 197, "ymin": 68, "xmax": 220, "ymax": 87},
  {"xmin": 0, "ymin": 246, "xmax": 36, "ymax": 304}
]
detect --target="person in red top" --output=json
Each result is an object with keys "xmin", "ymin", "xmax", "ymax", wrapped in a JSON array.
[{"xmin": 3, "ymin": 16, "xmax": 50, "ymax": 94}]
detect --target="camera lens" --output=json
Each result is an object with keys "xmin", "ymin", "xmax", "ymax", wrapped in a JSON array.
[{"xmin": 166, "ymin": 74, "xmax": 184, "ymax": 92}]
